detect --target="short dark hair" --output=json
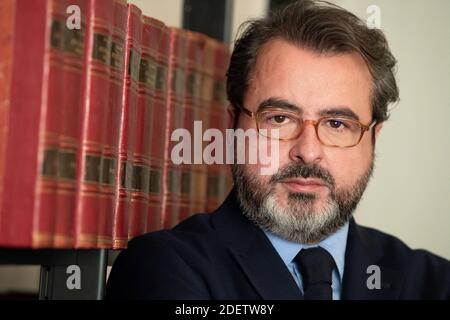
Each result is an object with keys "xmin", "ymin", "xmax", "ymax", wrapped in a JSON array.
[{"xmin": 226, "ymin": 0, "xmax": 399, "ymax": 125}]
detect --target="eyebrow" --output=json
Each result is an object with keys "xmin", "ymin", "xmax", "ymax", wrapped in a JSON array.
[
  {"xmin": 256, "ymin": 97, "xmax": 360, "ymax": 121},
  {"xmin": 318, "ymin": 107, "xmax": 360, "ymax": 121},
  {"xmin": 257, "ymin": 97, "xmax": 300, "ymax": 113}
]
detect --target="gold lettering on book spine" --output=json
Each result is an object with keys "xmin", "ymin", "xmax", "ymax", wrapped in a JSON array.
[
  {"xmin": 41, "ymin": 149, "xmax": 59, "ymax": 177},
  {"xmin": 128, "ymin": 48, "xmax": 140, "ymax": 81},
  {"xmin": 50, "ymin": 19, "xmax": 64, "ymax": 50},
  {"xmin": 131, "ymin": 165, "xmax": 150, "ymax": 192},
  {"xmin": 155, "ymin": 65, "xmax": 167, "ymax": 91},
  {"xmin": 92, "ymin": 33, "xmax": 111, "ymax": 65},
  {"xmin": 101, "ymin": 157, "xmax": 116, "ymax": 186},
  {"xmin": 110, "ymin": 41, "xmax": 124, "ymax": 71},
  {"xmin": 187, "ymin": 72, "xmax": 196, "ymax": 97},
  {"xmin": 149, "ymin": 169, "xmax": 161, "ymax": 194},
  {"xmin": 120, "ymin": 161, "xmax": 133, "ymax": 189},
  {"xmin": 58, "ymin": 150, "xmax": 76, "ymax": 180},
  {"xmin": 139, "ymin": 58, "xmax": 157, "ymax": 89},
  {"xmin": 181, "ymin": 170, "xmax": 191, "ymax": 196},
  {"xmin": 64, "ymin": 26, "xmax": 85, "ymax": 57},
  {"xmin": 207, "ymin": 175, "xmax": 220, "ymax": 198},
  {"xmin": 167, "ymin": 170, "xmax": 175, "ymax": 193},
  {"xmin": 84, "ymin": 155, "xmax": 102, "ymax": 182},
  {"xmin": 213, "ymin": 80, "xmax": 226, "ymax": 104},
  {"xmin": 172, "ymin": 68, "xmax": 185, "ymax": 95}
]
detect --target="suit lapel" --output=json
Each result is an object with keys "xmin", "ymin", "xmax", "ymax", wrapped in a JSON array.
[
  {"xmin": 341, "ymin": 220, "xmax": 404, "ymax": 300},
  {"xmin": 228, "ymin": 230, "xmax": 303, "ymax": 300},
  {"xmin": 212, "ymin": 190, "xmax": 303, "ymax": 300}
]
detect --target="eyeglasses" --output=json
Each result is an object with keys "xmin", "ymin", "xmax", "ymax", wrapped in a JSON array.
[{"xmin": 236, "ymin": 104, "xmax": 377, "ymax": 148}]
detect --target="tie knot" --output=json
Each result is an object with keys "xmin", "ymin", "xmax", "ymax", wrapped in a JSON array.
[{"xmin": 294, "ymin": 247, "xmax": 335, "ymax": 286}]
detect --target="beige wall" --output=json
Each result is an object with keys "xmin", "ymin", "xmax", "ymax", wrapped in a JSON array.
[
  {"xmin": 231, "ymin": 0, "xmax": 269, "ymax": 43},
  {"xmin": 129, "ymin": 0, "xmax": 183, "ymax": 27},
  {"xmin": 330, "ymin": 0, "xmax": 450, "ymax": 260},
  {"xmin": 130, "ymin": 0, "xmax": 269, "ymax": 42}
]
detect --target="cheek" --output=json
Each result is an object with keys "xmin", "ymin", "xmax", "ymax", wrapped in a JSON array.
[
  {"xmin": 240, "ymin": 136, "xmax": 291, "ymax": 176},
  {"xmin": 325, "ymin": 146, "xmax": 373, "ymax": 187}
]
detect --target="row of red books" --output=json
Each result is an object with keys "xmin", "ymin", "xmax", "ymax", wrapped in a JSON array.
[{"xmin": 0, "ymin": 0, "xmax": 232, "ymax": 249}]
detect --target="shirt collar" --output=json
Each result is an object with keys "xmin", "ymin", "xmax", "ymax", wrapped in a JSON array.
[{"xmin": 263, "ymin": 222, "xmax": 349, "ymax": 280}]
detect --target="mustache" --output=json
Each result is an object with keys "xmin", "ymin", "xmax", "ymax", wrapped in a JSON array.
[{"xmin": 269, "ymin": 163, "xmax": 335, "ymax": 189}]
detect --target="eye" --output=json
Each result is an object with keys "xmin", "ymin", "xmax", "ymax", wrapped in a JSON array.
[
  {"xmin": 326, "ymin": 119, "xmax": 349, "ymax": 129},
  {"xmin": 272, "ymin": 115, "xmax": 288, "ymax": 124},
  {"xmin": 263, "ymin": 113, "xmax": 295, "ymax": 126}
]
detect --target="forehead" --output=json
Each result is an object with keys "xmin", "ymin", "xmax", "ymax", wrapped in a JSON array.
[{"xmin": 245, "ymin": 38, "xmax": 373, "ymax": 122}]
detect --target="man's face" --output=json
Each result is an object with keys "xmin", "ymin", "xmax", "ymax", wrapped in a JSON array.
[{"xmin": 232, "ymin": 39, "xmax": 381, "ymax": 244}]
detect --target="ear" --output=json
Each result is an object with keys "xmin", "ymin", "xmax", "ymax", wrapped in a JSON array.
[
  {"xmin": 374, "ymin": 122, "xmax": 383, "ymax": 139},
  {"xmin": 227, "ymin": 104, "xmax": 236, "ymax": 128}
]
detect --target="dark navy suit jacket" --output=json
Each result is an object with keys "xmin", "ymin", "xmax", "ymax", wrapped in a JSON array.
[{"xmin": 106, "ymin": 189, "xmax": 450, "ymax": 299}]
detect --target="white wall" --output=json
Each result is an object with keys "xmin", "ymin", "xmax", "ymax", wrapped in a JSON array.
[
  {"xmin": 129, "ymin": 0, "xmax": 269, "ymax": 44},
  {"xmin": 331, "ymin": 0, "xmax": 450, "ymax": 259},
  {"xmin": 231, "ymin": 0, "xmax": 269, "ymax": 44},
  {"xmin": 129, "ymin": 0, "xmax": 183, "ymax": 27}
]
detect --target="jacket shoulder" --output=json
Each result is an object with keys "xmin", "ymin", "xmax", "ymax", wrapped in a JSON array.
[
  {"xmin": 357, "ymin": 224, "xmax": 450, "ymax": 299},
  {"xmin": 106, "ymin": 213, "xmax": 218, "ymax": 299}
]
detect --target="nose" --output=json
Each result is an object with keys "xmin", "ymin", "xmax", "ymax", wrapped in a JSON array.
[{"xmin": 288, "ymin": 121, "xmax": 324, "ymax": 165}]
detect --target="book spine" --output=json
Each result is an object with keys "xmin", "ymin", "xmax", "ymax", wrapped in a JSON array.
[
  {"xmin": 204, "ymin": 38, "xmax": 221, "ymax": 213},
  {"xmin": 0, "ymin": 0, "xmax": 60, "ymax": 247},
  {"xmin": 127, "ymin": 15, "xmax": 153, "ymax": 241},
  {"xmin": 183, "ymin": 31, "xmax": 205, "ymax": 220},
  {"xmin": 74, "ymin": 0, "xmax": 114, "ymax": 248},
  {"xmin": 128, "ymin": 15, "xmax": 149, "ymax": 240},
  {"xmin": 214, "ymin": 42, "xmax": 232, "ymax": 205},
  {"xmin": 147, "ymin": 23, "xmax": 170, "ymax": 231},
  {"xmin": 0, "ymin": 0, "xmax": 16, "ymax": 228},
  {"xmin": 112, "ymin": 4, "xmax": 142, "ymax": 249},
  {"xmin": 179, "ymin": 30, "xmax": 194, "ymax": 223},
  {"xmin": 139, "ymin": 16, "xmax": 166, "ymax": 235},
  {"xmin": 162, "ymin": 28, "xmax": 187, "ymax": 229},
  {"xmin": 54, "ymin": 0, "xmax": 86, "ymax": 248},
  {"xmin": 96, "ymin": 0, "xmax": 127, "ymax": 248},
  {"xmin": 36, "ymin": 0, "xmax": 67, "ymax": 248}
]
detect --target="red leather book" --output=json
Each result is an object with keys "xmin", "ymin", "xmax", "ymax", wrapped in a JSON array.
[
  {"xmin": 74, "ymin": 0, "xmax": 114, "ymax": 248},
  {"xmin": 0, "ymin": 0, "xmax": 65, "ymax": 247},
  {"xmin": 111, "ymin": 4, "xmax": 142, "ymax": 249},
  {"xmin": 214, "ymin": 42, "xmax": 232, "ymax": 205},
  {"xmin": 96, "ymin": 0, "xmax": 127, "ymax": 248},
  {"xmin": 143, "ymin": 17, "xmax": 169, "ymax": 233},
  {"xmin": 162, "ymin": 28, "xmax": 188, "ymax": 229},
  {"xmin": 183, "ymin": 31, "xmax": 208, "ymax": 220},
  {"xmin": 204, "ymin": 38, "xmax": 222, "ymax": 213},
  {"xmin": 128, "ymin": 15, "xmax": 160, "ymax": 240},
  {"xmin": 147, "ymin": 18, "xmax": 170, "ymax": 231},
  {"xmin": 53, "ymin": 0, "xmax": 86, "ymax": 248},
  {"xmin": 0, "ymin": 0, "xmax": 16, "ymax": 221}
]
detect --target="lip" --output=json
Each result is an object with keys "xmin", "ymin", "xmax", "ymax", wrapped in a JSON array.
[{"xmin": 280, "ymin": 178, "xmax": 327, "ymax": 193}]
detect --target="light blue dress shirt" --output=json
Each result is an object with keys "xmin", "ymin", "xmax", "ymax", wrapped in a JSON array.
[{"xmin": 263, "ymin": 222, "xmax": 349, "ymax": 300}]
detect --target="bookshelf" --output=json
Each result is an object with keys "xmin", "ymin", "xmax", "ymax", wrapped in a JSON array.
[
  {"xmin": 0, "ymin": 249, "xmax": 119, "ymax": 299},
  {"xmin": 0, "ymin": 0, "xmax": 232, "ymax": 300}
]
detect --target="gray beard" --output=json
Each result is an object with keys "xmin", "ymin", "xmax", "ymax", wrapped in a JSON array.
[{"xmin": 231, "ymin": 159, "xmax": 374, "ymax": 244}]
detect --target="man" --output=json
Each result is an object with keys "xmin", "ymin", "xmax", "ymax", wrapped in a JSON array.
[{"xmin": 106, "ymin": 0, "xmax": 450, "ymax": 299}]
